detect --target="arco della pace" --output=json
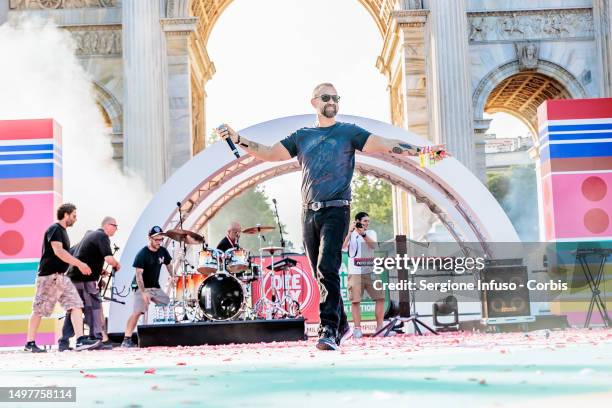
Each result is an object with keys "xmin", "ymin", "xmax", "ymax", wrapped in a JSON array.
[{"xmin": 2, "ymin": 0, "xmax": 612, "ymax": 236}]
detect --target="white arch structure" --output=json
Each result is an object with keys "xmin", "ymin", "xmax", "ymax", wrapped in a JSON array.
[{"xmin": 108, "ymin": 115, "xmax": 519, "ymax": 332}]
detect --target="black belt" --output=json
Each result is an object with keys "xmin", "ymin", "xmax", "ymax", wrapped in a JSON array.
[{"xmin": 303, "ymin": 199, "xmax": 350, "ymax": 212}]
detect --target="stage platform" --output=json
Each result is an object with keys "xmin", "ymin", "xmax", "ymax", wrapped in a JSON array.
[{"xmin": 135, "ymin": 318, "xmax": 306, "ymax": 347}]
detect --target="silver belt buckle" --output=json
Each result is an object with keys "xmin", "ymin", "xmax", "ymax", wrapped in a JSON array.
[{"xmin": 311, "ymin": 201, "xmax": 322, "ymax": 211}]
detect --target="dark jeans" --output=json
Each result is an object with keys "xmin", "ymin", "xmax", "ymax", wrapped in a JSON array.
[
  {"xmin": 58, "ymin": 281, "xmax": 102, "ymax": 345},
  {"xmin": 302, "ymin": 206, "xmax": 350, "ymax": 332}
]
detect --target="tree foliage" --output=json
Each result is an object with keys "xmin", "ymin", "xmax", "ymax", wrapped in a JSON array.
[
  {"xmin": 350, "ymin": 174, "xmax": 394, "ymax": 242},
  {"xmin": 208, "ymin": 186, "xmax": 291, "ymax": 252}
]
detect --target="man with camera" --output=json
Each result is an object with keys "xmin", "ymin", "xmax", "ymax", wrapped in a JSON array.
[{"xmin": 342, "ymin": 211, "xmax": 384, "ymax": 338}]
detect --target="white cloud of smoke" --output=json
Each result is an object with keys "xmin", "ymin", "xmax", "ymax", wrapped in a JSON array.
[{"xmin": 0, "ymin": 18, "xmax": 151, "ymax": 248}]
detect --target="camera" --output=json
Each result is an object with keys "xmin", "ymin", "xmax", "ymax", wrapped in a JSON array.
[{"xmin": 355, "ymin": 222, "xmax": 363, "ymax": 229}]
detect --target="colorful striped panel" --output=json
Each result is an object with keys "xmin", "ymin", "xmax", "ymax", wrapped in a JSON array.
[
  {"xmin": 538, "ymin": 99, "xmax": 612, "ymax": 243},
  {"xmin": 0, "ymin": 194, "xmax": 56, "ymax": 259},
  {"xmin": 0, "ymin": 262, "xmax": 38, "ymax": 286},
  {"xmin": 0, "ymin": 119, "xmax": 62, "ymax": 348},
  {"xmin": 0, "ymin": 332, "xmax": 56, "ymax": 348},
  {"xmin": 0, "ymin": 119, "xmax": 60, "ymax": 141}
]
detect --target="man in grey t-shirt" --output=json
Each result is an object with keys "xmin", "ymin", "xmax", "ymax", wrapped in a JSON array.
[{"xmin": 217, "ymin": 82, "xmax": 445, "ymax": 350}]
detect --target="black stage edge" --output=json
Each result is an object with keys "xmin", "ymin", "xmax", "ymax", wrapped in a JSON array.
[{"xmin": 134, "ymin": 318, "xmax": 306, "ymax": 348}]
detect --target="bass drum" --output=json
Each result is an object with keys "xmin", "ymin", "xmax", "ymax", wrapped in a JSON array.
[{"xmin": 197, "ymin": 273, "xmax": 245, "ymax": 321}]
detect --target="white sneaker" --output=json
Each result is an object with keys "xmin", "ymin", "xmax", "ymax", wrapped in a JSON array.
[{"xmin": 353, "ymin": 328, "xmax": 363, "ymax": 339}]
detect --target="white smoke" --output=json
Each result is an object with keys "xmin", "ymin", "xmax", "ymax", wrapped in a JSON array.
[{"xmin": 0, "ymin": 18, "xmax": 151, "ymax": 248}]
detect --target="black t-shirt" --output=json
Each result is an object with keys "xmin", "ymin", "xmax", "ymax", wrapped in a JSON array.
[
  {"xmin": 67, "ymin": 229, "xmax": 113, "ymax": 282},
  {"xmin": 131, "ymin": 246, "xmax": 172, "ymax": 289},
  {"xmin": 38, "ymin": 223, "xmax": 70, "ymax": 276},
  {"xmin": 280, "ymin": 122, "xmax": 370, "ymax": 203},
  {"xmin": 216, "ymin": 236, "xmax": 237, "ymax": 253}
]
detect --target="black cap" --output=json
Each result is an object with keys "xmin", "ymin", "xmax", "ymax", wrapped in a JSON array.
[{"xmin": 148, "ymin": 226, "xmax": 164, "ymax": 237}]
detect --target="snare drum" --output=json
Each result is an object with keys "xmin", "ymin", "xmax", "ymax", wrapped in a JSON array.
[
  {"xmin": 224, "ymin": 248, "xmax": 250, "ymax": 273},
  {"xmin": 197, "ymin": 249, "xmax": 224, "ymax": 274}
]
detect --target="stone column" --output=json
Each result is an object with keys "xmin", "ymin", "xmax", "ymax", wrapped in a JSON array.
[
  {"xmin": 426, "ymin": 0, "xmax": 476, "ymax": 173},
  {"xmin": 122, "ymin": 1, "xmax": 169, "ymax": 192},
  {"xmin": 595, "ymin": 0, "xmax": 612, "ymax": 96},
  {"xmin": 0, "ymin": 0, "xmax": 8, "ymax": 24},
  {"xmin": 473, "ymin": 118, "xmax": 491, "ymax": 184},
  {"xmin": 161, "ymin": 17, "xmax": 198, "ymax": 176}
]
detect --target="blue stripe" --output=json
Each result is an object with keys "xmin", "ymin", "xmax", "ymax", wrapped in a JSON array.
[
  {"xmin": 548, "ymin": 142, "xmax": 612, "ymax": 159},
  {"xmin": 0, "ymin": 144, "xmax": 54, "ymax": 153},
  {"xmin": 549, "ymin": 123, "xmax": 612, "ymax": 132},
  {"xmin": 546, "ymin": 132, "xmax": 612, "ymax": 141},
  {"xmin": 0, "ymin": 270, "xmax": 37, "ymax": 286},
  {"xmin": 0, "ymin": 163, "xmax": 54, "ymax": 179},
  {"xmin": 0, "ymin": 153, "xmax": 53, "ymax": 161},
  {"xmin": 540, "ymin": 147, "xmax": 550, "ymax": 162}
]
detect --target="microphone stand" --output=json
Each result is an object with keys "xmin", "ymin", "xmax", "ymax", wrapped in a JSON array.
[
  {"xmin": 272, "ymin": 198, "xmax": 288, "ymax": 311},
  {"xmin": 176, "ymin": 201, "xmax": 189, "ymax": 321}
]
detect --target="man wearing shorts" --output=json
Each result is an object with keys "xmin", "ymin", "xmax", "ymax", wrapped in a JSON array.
[
  {"xmin": 25, "ymin": 203, "xmax": 101, "ymax": 352},
  {"xmin": 59, "ymin": 216, "xmax": 121, "ymax": 351},
  {"xmin": 121, "ymin": 226, "xmax": 175, "ymax": 348},
  {"xmin": 342, "ymin": 211, "xmax": 385, "ymax": 338}
]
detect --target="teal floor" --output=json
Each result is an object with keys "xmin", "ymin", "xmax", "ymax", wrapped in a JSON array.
[{"xmin": 1, "ymin": 330, "xmax": 611, "ymax": 408}]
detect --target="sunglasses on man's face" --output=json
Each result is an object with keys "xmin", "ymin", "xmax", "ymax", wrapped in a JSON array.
[
  {"xmin": 316, "ymin": 94, "xmax": 340, "ymax": 103},
  {"xmin": 152, "ymin": 238, "xmax": 163, "ymax": 243}
]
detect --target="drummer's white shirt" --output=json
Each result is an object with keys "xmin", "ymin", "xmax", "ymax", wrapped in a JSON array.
[{"xmin": 347, "ymin": 229, "xmax": 377, "ymax": 275}]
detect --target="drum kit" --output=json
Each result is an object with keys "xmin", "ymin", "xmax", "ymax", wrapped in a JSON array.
[{"xmin": 162, "ymin": 224, "xmax": 302, "ymax": 323}]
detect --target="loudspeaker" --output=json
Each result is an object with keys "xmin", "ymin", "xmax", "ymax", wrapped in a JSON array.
[{"xmin": 480, "ymin": 265, "xmax": 531, "ymax": 321}]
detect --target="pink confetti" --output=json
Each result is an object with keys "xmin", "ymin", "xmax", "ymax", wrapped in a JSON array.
[
  {"xmin": 144, "ymin": 368, "xmax": 156, "ymax": 374},
  {"xmin": 176, "ymin": 362, "xmax": 187, "ymax": 366},
  {"xmin": 84, "ymin": 374, "xmax": 97, "ymax": 378}
]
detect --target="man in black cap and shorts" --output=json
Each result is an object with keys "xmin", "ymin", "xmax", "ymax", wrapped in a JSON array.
[{"xmin": 121, "ymin": 226, "xmax": 175, "ymax": 348}]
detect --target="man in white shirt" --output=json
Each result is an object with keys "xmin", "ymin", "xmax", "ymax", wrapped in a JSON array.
[{"xmin": 342, "ymin": 212, "xmax": 385, "ymax": 338}]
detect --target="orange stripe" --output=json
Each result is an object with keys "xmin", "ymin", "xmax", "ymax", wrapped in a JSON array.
[{"xmin": 0, "ymin": 178, "xmax": 61, "ymax": 192}]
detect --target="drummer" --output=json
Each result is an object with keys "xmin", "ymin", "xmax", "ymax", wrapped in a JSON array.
[{"xmin": 216, "ymin": 221, "xmax": 241, "ymax": 252}]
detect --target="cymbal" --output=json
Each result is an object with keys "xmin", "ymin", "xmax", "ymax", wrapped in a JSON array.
[
  {"xmin": 165, "ymin": 228, "xmax": 204, "ymax": 243},
  {"xmin": 260, "ymin": 246, "xmax": 284, "ymax": 255},
  {"xmin": 242, "ymin": 225, "xmax": 275, "ymax": 234}
]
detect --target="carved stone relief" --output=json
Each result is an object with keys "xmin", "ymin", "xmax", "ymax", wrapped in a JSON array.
[
  {"xmin": 9, "ymin": 0, "xmax": 116, "ymax": 9},
  {"xmin": 468, "ymin": 8, "xmax": 594, "ymax": 43},
  {"xmin": 515, "ymin": 42, "xmax": 539, "ymax": 71},
  {"xmin": 66, "ymin": 27, "xmax": 121, "ymax": 56}
]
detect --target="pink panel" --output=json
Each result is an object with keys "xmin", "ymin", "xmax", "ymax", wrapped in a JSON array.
[
  {"xmin": 550, "ymin": 173, "xmax": 612, "ymax": 238},
  {"xmin": 0, "ymin": 332, "xmax": 55, "ymax": 347},
  {"xmin": 0, "ymin": 193, "xmax": 55, "ymax": 259}
]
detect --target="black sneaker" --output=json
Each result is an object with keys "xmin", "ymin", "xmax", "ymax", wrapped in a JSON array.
[
  {"xmin": 58, "ymin": 342, "xmax": 73, "ymax": 352},
  {"xmin": 97, "ymin": 341, "xmax": 113, "ymax": 350},
  {"xmin": 24, "ymin": 341, "xmax": 46, "ymax": 353},
  {"xmin": 336, "ymin": 320, "xmax": 352, "ymax": 346},
  {"xmin": 316, "ymin": 326, "xmax": 338, "ymax": 351},
  {"xmin": 121, "ymin": 338, "xmax": 137, "ymax": 348},
  {"xmin": 75, "ymin": 336, "xmax": 101, "ymax": 351}
]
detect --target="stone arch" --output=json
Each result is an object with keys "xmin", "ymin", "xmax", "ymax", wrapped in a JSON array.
[
  {"xmin": 473, "ymin": 60, "xmax": 587, "ymax": 138},
  {"xmin": 92, "ymin": 82, "xmax": 123, "ymax": 134},
  {"xmin": 184, "ymin": 0, "xmax": 402, "ymax": 46}
]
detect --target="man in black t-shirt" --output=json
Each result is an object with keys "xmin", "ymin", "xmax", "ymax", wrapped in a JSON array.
[
  {"xmin": 121, "ymin": 226, "xmax": 175, "ymax": 348},
  {"xmin": 217, "ymin": 83, "xmax": 446, "ymax": 350},
  {"xmin": 58, "ymin": 216, "xmax": 121, "ymax": 351},
  {"xmin": 216, "ymin": 221, "xmax": 241, "ymax": 252},
  {"xmin": 25, "ymin": 203, "xmax": 101, "ymax": 353}
]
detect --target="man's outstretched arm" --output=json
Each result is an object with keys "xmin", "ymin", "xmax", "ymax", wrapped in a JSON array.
[
  {"xmin": 216, "ymin": 124, "xmax": 292, "ymax": 162},
  {"xmin": 362, "ymin": 134, "xmax": 445, "ymax": 158}
]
